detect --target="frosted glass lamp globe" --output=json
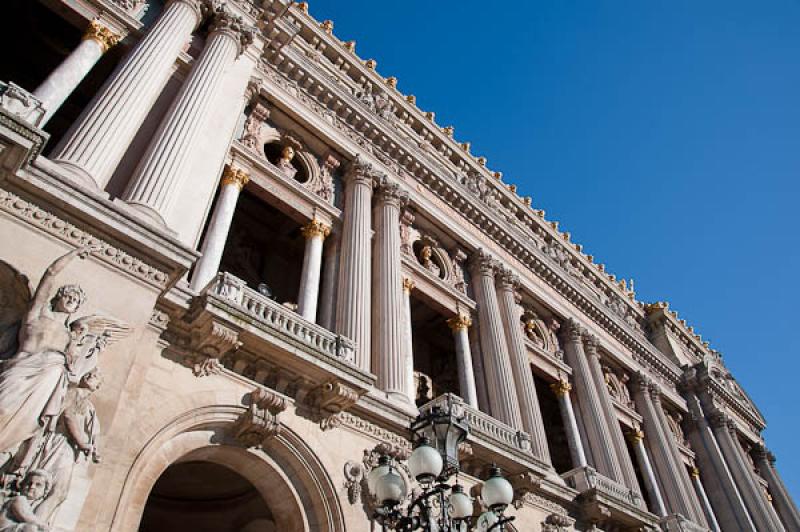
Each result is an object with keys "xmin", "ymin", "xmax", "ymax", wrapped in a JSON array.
[{"xmin": 408, "ymin": 438, "xmax": 443, "ymax": 484}]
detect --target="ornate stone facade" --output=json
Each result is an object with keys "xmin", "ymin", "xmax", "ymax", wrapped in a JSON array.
[{"xmin": 0, "ymin": 1, "xmax": 795, "ymax": 531}]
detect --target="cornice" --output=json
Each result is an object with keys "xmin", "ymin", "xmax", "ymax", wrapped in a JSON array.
[{"xmin": 254, "ymin": 14, "xmax": 681, "ymax": 388}]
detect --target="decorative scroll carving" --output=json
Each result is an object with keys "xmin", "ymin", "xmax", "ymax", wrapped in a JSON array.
[
  {"xmin": 602, "ymin": 366, "xmax": 633, "ymax": 408},
  {"xmin": 240, "ymin": 101, "xmax": 270, "ymax": 151},
  {"xmin": 187, "ymin": 319, "xmax": 241, "ymax": 377},
  {"xmin": 310, "ymin": 380, "xmax": 362, "ymax": 429},
  {"xmin": 664, "ymin": 409, "xmax": 688, "ymax": 446},
  {"xmin": 308, "ymin": 153, "xmax": 339, "ymax": 204},
  {"xmin": 450, "ymin": 249, "xmax": 468, "ymax": 294},
  {"xmin": 523, "ymin": 309, "xmax": 562, "ymax": 358},
  {"xmin": 399, "ymin": 209, "xmax": 417, "ymax": 255},
  {"xmin": 231, "ymin": 388, "xmax": 288, "ymax": 448},
  {"xmin": 542, "ymin": 513, "xmax": 575, "ymax": 532},
  {"xmin": 343, "ymin": 460, "xmax": 364, "ymax": 505},
  {"xmin": 0, "ymin": 249, "xmax": 130, "ymax": 526}
]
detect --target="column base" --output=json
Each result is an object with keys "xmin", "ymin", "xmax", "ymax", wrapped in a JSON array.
[
  {"xmin": 112, "ymin": 198, "xmax": 177, "ymax": 237},
  {"xmin": 51, "ymin": 159, "xmax": 101, "ymax": 191}
]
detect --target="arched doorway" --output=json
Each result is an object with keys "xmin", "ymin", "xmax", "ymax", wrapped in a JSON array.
[{"xmin": 138, "ymin": 460, "xmax": 276, "ymax": 532}]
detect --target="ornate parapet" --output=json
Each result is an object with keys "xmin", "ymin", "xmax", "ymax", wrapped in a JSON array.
[{"xmin": 563, "ymin": 466, "xmax": 657, "ymax": 529}]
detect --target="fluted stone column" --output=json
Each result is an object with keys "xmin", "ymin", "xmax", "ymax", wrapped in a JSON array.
[
  {"xmin": 335, "ymin": 157, "xmax": 377, "ymax": 371},
  {"xmin": 632, "ymin": 373, "xmax": 707, "ymax": 525},
  {"xmin": 469, "ymin": 250, "xmax": 523, "ymax": 429},
  {"xmin": 691, "ymin": 466, "xmax": 722, "ymax": 532},
  {"xmin": 753, "ymin": 445, "xmax": 800, "ymax": 531},
  {"xmin": 561, "ymin": 320, "xmax": 625, "ymax": 482},
  {"xmin": 52, "ymin": 0, "xmax": 207, "ymax": 188},
  {"xmin": 684, "ymin": 392, "xmax": 756, "ymax": 532},
  {"xmin": 122, "ymin": 8, "xmax": 253, "ymax": 227},
  {"xmin": 296, "ymin": 219, "xmax": 330, "ymax": 322},
  {"xmin": 446, "ymin": 314, "xmax": 478, "ymax": 409},
  {"xmin": 35, "ymin": 20, "xmax": 120, "ymax": 126},
  {"xmin": 372, "ymin": 177, "xmax": 409, "ymax": 402},
  {"xmin": 710, "ymin": 413, "xmax": 786, "ymax": 532},
  {"xmin": 582, "ymin": 334, "xmax": 642, "ymax": 501},
  {"xmin": 190, "ymin": 165, "xmax": 248, "ymax": 291},
  {"xmin": 628, "ymin": 429, "xmax": 668, "ymax": 518},
  {"xmin": 402, "ymin": 278, "xmax": 415, "ymax": 402},
  {"xmin": 549, "ymin": 379, "xmax": 587, "ymax": 469},
  {"xmin": 496, "ymin": 270, "xmax": 551, "ymax": 464}
]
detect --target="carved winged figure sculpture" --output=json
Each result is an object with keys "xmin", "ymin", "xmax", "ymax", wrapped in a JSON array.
[{"xmin": 0, "ymin": 247, "xmax": 129, "ymax": 482}]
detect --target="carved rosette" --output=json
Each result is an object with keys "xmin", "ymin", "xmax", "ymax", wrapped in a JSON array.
[
  {"xmin": 231, "ymin": 388, "xmax": 288, "ymax": 448},
  {"xmin": 83, "ymin": 20, "xmax": 120, "ymax": 53}
]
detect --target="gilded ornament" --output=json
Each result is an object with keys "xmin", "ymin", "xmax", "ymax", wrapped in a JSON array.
[
  {"xmin": 690, "ymin": 466, "xmax": 700, "ymax": 479},
  {"xmin": 447, "ymin": 314, "xmax": 472, "ymax": 331},
  {"xmin": 627, "ymin": 429, "xmax": 645, "ymax": 444},
  {"xmin": 301, "ymin": 218, "xmax": 331, "ymax": 239},
  {"xmin": 405, "ymin": 94, "xmax": 416, "ymax": 104},
  {"xmin": 385, "ymin": 76, "xmax": 397, "ymax": 88},
  {"xmin": 220, "ymin": 165, "xmax": 250, "ymax": 190},
  {"xmin": 344, "ymin": 40, "xmax": 356, "ymax": 52},
  {"xmin": 365, "ymin": 59, "xmax": 377, "ymax": 70},
  {"xmin": 297, "ymin": 2, "xmax": 309, "ymax": 13},
  {"xmin": 402, "ymin": 278, "xmax": 415, "ymax": 293},
  {"xmin": 549, "ymin": 379, "xmax": 571, "ymax": 397},
  {"xmin": 83, "ymin": 20, "xmax": 120, "ymax": 53},
  {"xmin": 320, "ymin": 20, "xmax": 334, "ymax": 34}
]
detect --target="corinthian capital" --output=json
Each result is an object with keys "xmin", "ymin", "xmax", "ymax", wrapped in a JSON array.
[
  {"xmin": 468, "ymin": 248, "xmax": 497, "ymax": 277},
  {"xmin": 562, "ymin": 318, "xmax": 584, "ymax": 344},
  {"xmin": 209, "ymin": 6, "xmax": 255, "ymax": 55},
  {"xmin": 344, "ymin": 155, "xmax": 381, "ymax": 187},
  {"xmin": 631, "ymin": 371, "xmax": 652, "ymax": 395},
  {"xmin": 708, "ymin": 411, "xmax": 729, "ymax": 429},
  {"xmin": 375, "ymin": 176, "xmax": 409, "ymax": 207},
  {"xmin": 582, "ymin": 332, "xmax": 600, "ymax": 356},
  {"xmin": 83, "ymin": 20, "xmax": 120, "ymax": 53},
  {"xmin": 497, "ymin": 268, "xmax": 520, "ymax": 292}
]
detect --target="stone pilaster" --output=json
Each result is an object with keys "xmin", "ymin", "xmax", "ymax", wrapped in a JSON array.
[
  {"xmin": 560, "ymin": 320, "xmax": 625, "ymax": 483},
  {"xmin": 468, "ymin": 249, "xmax": 523, "ymax": 428},
  {"xmin": 34, "ymin": 19, "xmax": 120, "ymax": 126},
  {"xmin": 335, "ymin": 157, "xmax": 377, "ymax": 371},
  {"xmin": 709, "ymin": 413, "xmax": 786, "ymax": 531},
  {"xmin": 122, "ymin": 7, "xmax": 254, "ymax": 227},
  {"xmin": 402, "ymin": 278, "xmax": 416, "ymax": 402},
  {"xmin": 446, "ymin": 313, "xmax": 478, "ymax": 409},
  {"xmin": 632, "ymin": 373, "xmax": 707, "ymax": 525},
  {"xmin": 549, "ymin": 378, "xmax": 587, "ymax": 469},
  {"xmin": 297, "ymin": 219, "xmax": 330, "ymax": 322},
  {"xmin": 371, "ymin": 177, "xmax": 409, "ymax": 403},
  {"xmin": 684, "ymin": 392, "xmax": 757, "ymax": 532},
  {"xmin": 190, "ymin": 165, "xmax": 249, "ymax": 291},
  {"xmin": 691, "ymin": 466, "xmax": 722, "ymax": 532},
  {"xmin": 496, "ymin": 269, "xmax": 551, "ymax": 465},
  {"xmin": 52, "ymin": 0, "xmax": 209, "ymax": 188},
  {"xmin": 753, "ymin": 445, "xmax": 800, "ymax": 531},
  {"xmin": 628, "ymin": 429, "xmax": 667, "ymax": 517}
]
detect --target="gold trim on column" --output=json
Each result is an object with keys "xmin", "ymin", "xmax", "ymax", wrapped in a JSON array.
[
  {"xmin": 301, "ymin": 218, "xmax": 331, "ymax": 239},
  {"xmin": 83, "ymin": 20, "xmax": 120, "ymax": 53},
  {"xmin": 690, "ymin": 466, "xmax": 700, "ymax": 479},
  {"xmin": 627, "ymin": 429, "xmax": 645, "ymax": 444},
  {"xmin": 220, "ymin": 165, "xmax": 250, "ymax": 190},
  {"xmin": 402, "ymin": 277, "xmax": 415, "ymax": 293},
  {"xmin": 446, "ymin": 314, "xmax": 472, "ymax": 332},
  {"xmin": 550, "ymin": 379, "xmax": 572, "ymax": 397}
]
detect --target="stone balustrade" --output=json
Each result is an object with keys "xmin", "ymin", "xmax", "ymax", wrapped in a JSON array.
[
  {"xmin": 563, "ymin": 466, "xmax": 642, "ymax": 509},
  {"xmin": 207, "ymin": 272, "xmax": 356, "ymax": 364}
]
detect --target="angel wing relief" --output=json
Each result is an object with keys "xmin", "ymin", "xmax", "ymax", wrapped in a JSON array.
[{"xmin": 0, "ymin": 249, "xmax": 133, "ymax": 528}]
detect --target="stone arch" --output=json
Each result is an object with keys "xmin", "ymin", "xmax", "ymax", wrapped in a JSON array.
[{"xmin": 110, "ymin": 405, "xmax": 345, "ymax": 532}]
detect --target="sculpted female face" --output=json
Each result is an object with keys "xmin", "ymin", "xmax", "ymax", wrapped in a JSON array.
[{"xmin": 282, "ymin": 146, "xmax": 295, "ymax": 161}]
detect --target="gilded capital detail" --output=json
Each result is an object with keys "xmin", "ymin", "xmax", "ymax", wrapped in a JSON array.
[
  {"xmin": 301, "ymin": 218, "xmax": 331, "ymax": 240},
  {"xmin": 550, "ymin": 379, "xmax": 572, "ymax": 397},
  {"xmin": 220, "ymin": 165, "xmax": 250, "ymax": 190},
  {"xmin": 447, "ymin": 314, "xmax": 472, "ymax": 332},
  {"xmin": 83, "ymin": 20, "xmax": 120, "ymax": 53},
  {"xmin": 627, "ymin": 429, "xmax": 645, "ymax": 444}
]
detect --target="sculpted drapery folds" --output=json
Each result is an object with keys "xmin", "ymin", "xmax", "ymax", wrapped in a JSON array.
[{"xmin": 0, "ymin": 248, "xmax": 130, "ymax": 528}]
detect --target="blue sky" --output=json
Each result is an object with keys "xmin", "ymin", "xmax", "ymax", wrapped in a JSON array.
[{"xmin": 304, "ymin": 1, "xmax": 800, "ymax": 498}]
